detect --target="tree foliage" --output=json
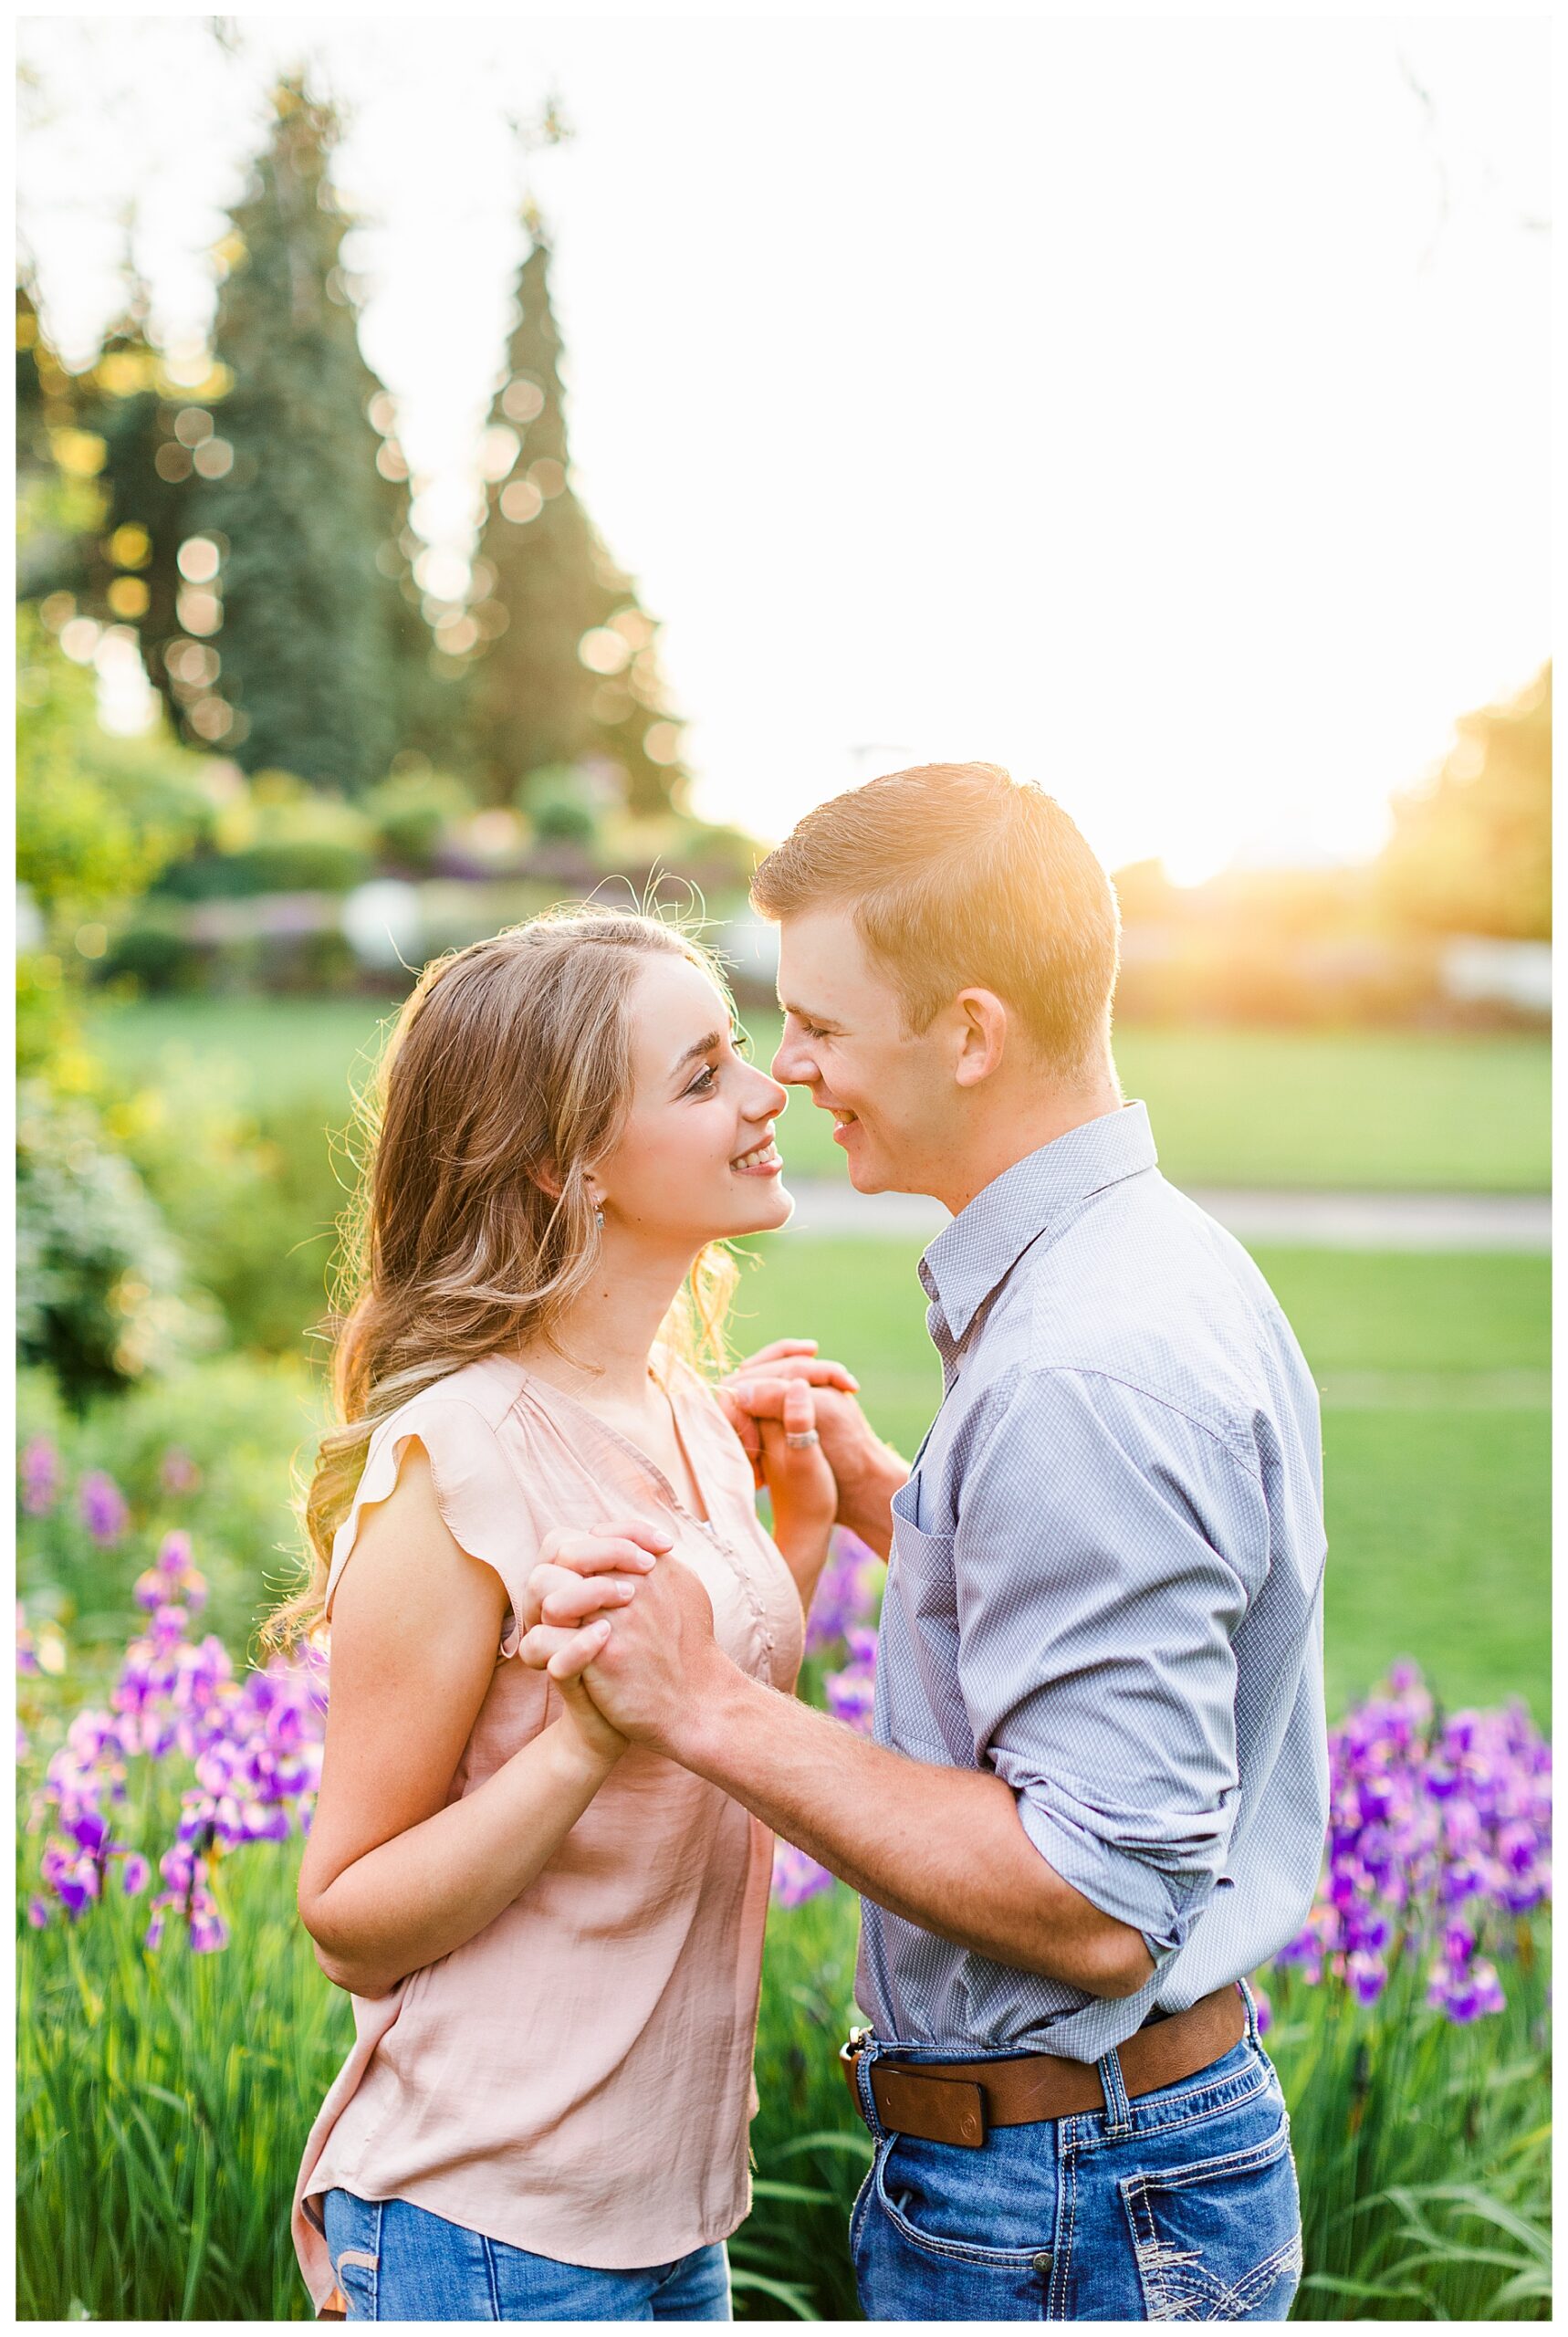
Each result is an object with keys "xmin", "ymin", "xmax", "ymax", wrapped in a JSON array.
[
  {"xmin": 1378, "ymin": 666, "xmax": 1552, "ymax": 940},
  {"xmin": 468, "ymin": 231, "xmax": 688, "ymax": 814},
  {"xmin": 189, "ymin": 80, "xmax": 416, "ymax": 789}
]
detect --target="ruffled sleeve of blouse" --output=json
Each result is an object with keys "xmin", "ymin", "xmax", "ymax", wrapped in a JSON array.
[{"xmin": 324, "ymin": 1393, "xmax": 542, "ymax": 1659}]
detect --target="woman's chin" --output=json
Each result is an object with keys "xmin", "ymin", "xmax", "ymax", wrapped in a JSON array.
[{"xmin": 725, "ymin": 1177, "xmax": 795, "ymax": 1238}]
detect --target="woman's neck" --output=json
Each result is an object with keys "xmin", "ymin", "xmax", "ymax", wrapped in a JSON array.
[{"xmin": 512, "ymin": 1233, "xmax": 696, "ymax": 1410}]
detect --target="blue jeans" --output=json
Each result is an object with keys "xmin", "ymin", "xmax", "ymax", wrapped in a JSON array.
[
  {"xmin": 320, "ymin": 2190, "xmax": 732, "ymax": 2321},
  {"xmin": 849, "ymin": 1981, "xmax": 1302, "ymax": 2321}
]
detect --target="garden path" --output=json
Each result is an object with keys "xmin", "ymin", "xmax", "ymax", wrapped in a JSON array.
[{"xmin": 775, "ymin": 1184, "xmax": 1552, "ymax": 1251}]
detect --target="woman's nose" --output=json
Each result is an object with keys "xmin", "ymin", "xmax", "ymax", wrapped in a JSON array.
[{"xmin": 746, "ymin": 1062, "xmax": 789, "ymax": 1118}]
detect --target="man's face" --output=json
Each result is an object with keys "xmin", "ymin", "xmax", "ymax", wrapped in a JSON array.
[{"xmin": 770, "ymin": 908, "xmax": 960, "ymax": 1194}]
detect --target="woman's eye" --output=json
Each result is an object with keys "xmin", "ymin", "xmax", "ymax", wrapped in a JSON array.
[{"xmin": 685, "ymin": 1065, "xmax": 717, "ymax": 1095}]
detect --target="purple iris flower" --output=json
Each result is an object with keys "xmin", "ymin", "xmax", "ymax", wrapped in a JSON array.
[
  {"xmin": 78, "ymin": 1471, "xmax": 129, "ymax": 1546},
  {"xmin": 824, "ymin": 1660, "xmax": 876, "ymax": 1734},
  {"xmin": 805, "ymin": 1530, "xmax": 883, "ymax": 1655},
  {"xmin": 159, "ymin": 1447, "xmax": 202, "ymax": 1495},
  {"xmin": 20, "ymin": 1435, "xmax": 63, "ymax": 1516},
  {"xmin": 772, "ymin": 1840, "xmax": 837, "ymax": 1908},
  {"xmin": 1276, "ymin": 1660, "xmax": 1549, "ymax": 2025}
]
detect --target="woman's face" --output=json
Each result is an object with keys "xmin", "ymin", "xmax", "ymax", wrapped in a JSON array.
[{"xmin": 592, "ymin": 952, "xmax": 793, "ymax": 1248}]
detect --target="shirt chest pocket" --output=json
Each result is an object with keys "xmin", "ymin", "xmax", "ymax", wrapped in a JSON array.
[{"xmin": 886, "ymin": 1479, "xmax": 971, "ymax": 1766}]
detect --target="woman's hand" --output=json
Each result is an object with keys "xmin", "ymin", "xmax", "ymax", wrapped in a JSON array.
[
  {"xmin": 519, "ymin": 1519, "xmax": 672, "ymax": 1766},
  {"xmin": 716, "ymin": 1341, "xmax": 859, "ymax": 1490}
]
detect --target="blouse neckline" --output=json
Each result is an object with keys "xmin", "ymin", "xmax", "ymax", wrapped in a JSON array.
[{"xmin": 487, "ymin": 1350, "xmax": 719, "ymax": 1537}]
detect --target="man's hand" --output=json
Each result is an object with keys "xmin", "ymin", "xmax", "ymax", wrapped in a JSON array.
[
  {"xmin": 518, "ymin": 1553, "xmax": 724, "ymax": 1758},
  {"xmin": 719, "ymin": 1354, "xmax": 908, "ymax": 1557}
]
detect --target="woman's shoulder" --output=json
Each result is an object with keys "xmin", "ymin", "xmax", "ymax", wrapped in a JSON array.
[{"xmin": 372, "ymin": 1352, "xmax": 528, "ymax": 1446}]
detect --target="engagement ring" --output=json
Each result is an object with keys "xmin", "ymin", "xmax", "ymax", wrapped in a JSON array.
[{"xmin": 785, "ymin": 1430, "xmax": 821, "ymax": 1449}]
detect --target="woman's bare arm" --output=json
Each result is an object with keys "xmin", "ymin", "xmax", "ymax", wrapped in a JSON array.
[{"xmin": 297, "ymin": 1441, "xmax": 630, "ymax": 1999}]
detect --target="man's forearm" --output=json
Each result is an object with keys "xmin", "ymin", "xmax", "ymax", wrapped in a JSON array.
[{"xmin": 679, "ymin": 1663, "xmax": 1154, "ymax": 1999}]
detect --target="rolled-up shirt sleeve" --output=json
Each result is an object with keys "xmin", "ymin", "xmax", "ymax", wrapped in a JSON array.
[{"xmin": 953, "ymin": 1367, "xmax": 1265, "ymax": 1964}]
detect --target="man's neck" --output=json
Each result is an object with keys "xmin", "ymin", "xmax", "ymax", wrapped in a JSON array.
[{"xmin": 931, "ymin": 1072, "xmax": 1125, "ymax": 1217}]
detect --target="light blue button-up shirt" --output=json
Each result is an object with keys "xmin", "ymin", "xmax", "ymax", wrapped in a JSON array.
[{"xmin": 856, "ymin": 1102, "xmax": 1330, "ymax": 2062}]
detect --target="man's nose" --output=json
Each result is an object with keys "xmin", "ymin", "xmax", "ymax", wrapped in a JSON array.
[{"xmin": 770, "ymin": 1032, "xmax": 815, "ymax": 1086}]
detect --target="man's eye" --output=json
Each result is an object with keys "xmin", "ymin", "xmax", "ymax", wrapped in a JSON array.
[{"xmin": 800, "ymin": 1022, "xmax": 829, "ymax": 1042}]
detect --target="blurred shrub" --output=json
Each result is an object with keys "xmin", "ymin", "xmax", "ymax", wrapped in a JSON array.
[
  {"xmin": 152, "ymin": 778, "xmax": 374, "ymax": 899},
  {"xmin": 99, "ymin": 911, "xmax": 361, "ymax": 998},
  {"xmin": 16, "ymin": 608, "xmax": 214, "ymax": 931},
  {"xmin": 364, "ymin": 768, "xmax": 477, "ymax": 872},
  {"xmin": 108, "ymin": 1064, "xmax": 350, "ymax": 1357},
  {"xmin": 516, "ymin": 762, "xmax": 601, "ymax": 845},
  {"xmin": 16, "ymin": 1352, "xmax": 327, "ymax": 1653},
  {"xmin": 1379, "ymin": 665, "xmax": 1551, "ymax": 941},
  {"xmin": 16, "ymin": 1077, "xmax": 224, "ymax": 1405},
  {"xmin": 97, "ymin": 914, "xmax": 204, "ymax": 992}
]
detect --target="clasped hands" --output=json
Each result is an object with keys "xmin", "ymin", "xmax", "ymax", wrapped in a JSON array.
[{"xmin": 516, "ymin": 1340, "xmax": 899, "ymax": 1757}]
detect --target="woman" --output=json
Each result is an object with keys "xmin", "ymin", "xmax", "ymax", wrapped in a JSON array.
[{"xmin": 286, "ymin": 907, "xmax": 851, "ymax": 2321}]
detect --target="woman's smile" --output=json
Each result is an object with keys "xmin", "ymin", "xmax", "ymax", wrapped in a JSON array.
[{"xmin": 730, "ymin": 1129, "xmax": 783, "ymax": 1177}]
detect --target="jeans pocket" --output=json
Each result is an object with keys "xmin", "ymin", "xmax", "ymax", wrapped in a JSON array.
[
  {"xmin": 1118, "ymin": 2109, "xmax": 1302, "ymax": 2321},
  {"xmin": 874, "ymin": 2132, "xmax": 1053, "ymax": 2272},
  {"xmin": 322, "ymin": 2192, "xmax": 382, "ymax": 2322}
]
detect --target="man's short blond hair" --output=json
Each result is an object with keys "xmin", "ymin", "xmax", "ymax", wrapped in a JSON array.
[{"xmin": 750, "ymin": 762, "xmax": 1120, "ymax": 1077}]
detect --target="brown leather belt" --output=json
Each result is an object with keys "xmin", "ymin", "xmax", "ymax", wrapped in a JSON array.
[{"xmin": 840, "ymin": 1983, "xmax": 1248, "ymax": 2149}]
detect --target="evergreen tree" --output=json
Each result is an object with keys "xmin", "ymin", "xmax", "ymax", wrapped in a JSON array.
[
  {"xmin": 364, "ymin": 383, "xmax": 461, "ymax": 768},
  {"xmin": 70, "ymin": 285, "xmax": 193, "ymax": 727},
  {"xmin": 16, "ymin": 278, "xmax": 107, "ymax": 605},
  {"xmin": 188, "ymin": 80, "xmax": 411, "ymax": 789},
  {"xmin": 469, "ymin": 230, "xmax": 688, "ymax": 815}
]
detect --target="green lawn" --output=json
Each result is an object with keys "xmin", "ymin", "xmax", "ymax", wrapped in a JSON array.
[
  {"xmin": 78, "ymin": 995, "xmax": 1550, "ymax": 1723},
  {"xmin": 86, "ymin": 996, "xmax": 1549, "ymax": 1192},
  {"xmin": 733, "ymin": 1238, "xmax": 1550, "ymax": 1728}
]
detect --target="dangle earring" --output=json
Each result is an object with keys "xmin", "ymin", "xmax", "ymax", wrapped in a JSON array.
[{"xmin": 593, "ymin": 1199, "xmax": 605, "ymax": 1232}]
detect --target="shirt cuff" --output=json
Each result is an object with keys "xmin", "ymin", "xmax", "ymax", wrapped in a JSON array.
[{"xmin": 1015, "ymin": 1788, "xmax": 1212, "ymax": 1964}]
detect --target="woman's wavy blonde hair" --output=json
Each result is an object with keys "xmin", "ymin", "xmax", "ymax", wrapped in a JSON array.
[{"xmin": 266, "ymin": 906, "xmax": 740, "ymax": 1651}]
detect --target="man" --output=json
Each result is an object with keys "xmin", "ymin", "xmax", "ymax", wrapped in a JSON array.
[{"xmin": 525, "ymin": 763, "xmax": 1328, "ymax": 2321}]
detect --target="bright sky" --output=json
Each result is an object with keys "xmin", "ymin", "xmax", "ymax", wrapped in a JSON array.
[{"xmin": 18, "ymin": 14, "xmax": 1551, "ymax": 881}]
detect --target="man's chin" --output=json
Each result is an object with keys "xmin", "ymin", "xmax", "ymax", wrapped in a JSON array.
[{"xmin": 843, "ymin": 1152, "xmax": 890, "ymax": 1195}]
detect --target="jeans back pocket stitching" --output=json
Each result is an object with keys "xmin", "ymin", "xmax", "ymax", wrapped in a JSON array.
[
  {"xmin": 1117, "ymin": 2112, "xmax": 1291, "ymax": 2200},
  {"xmin": 1218, "ymin": 2227, "xmax": 1303, "ymax": 2319},
  {"xmin": 1119, "ymin": 2119, "xmax": 1295, "ymax": 2320}
]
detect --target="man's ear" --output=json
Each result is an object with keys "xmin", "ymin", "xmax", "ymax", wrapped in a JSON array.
[{"xmin": 951, "ymin": 990, "xmax": 1009, "ymax": 1088}]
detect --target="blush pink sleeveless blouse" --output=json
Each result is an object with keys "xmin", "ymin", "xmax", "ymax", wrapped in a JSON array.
[{"xmin": 291, "ymin": 1349, "xmax": 805, "ymax": 2310}]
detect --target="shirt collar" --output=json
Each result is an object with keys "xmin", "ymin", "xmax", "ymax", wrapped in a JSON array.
[{"xmin": 919, "ymin": 1101, "xmax": 1159, "ymax": 1345}]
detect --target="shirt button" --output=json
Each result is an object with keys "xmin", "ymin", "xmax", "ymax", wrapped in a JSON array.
[{"xmin": 1032, "ymin": 2253, "xmax": 1053, "ymax": 2274}]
